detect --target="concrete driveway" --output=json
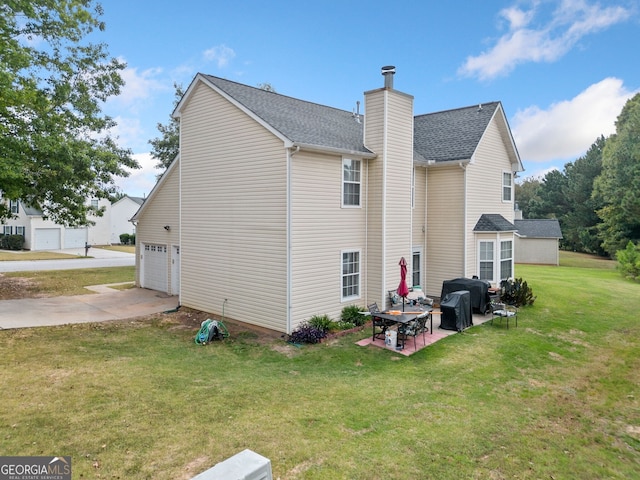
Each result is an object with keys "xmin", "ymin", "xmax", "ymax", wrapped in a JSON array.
[
  {"xmin": 0, "ymin": 284, "xmax": 178, "ymax": 329},
  {"xmin": 0, "ymin": 248, "xmax": 177, "ymax": 329}
]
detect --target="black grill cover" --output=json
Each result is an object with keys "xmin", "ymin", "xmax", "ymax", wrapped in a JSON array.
[
  {"xmin": 441, "ymin": 278, "xmax": 491, "ymax": 313},
  {"xmin": 440, "ymin": 290, "xmax": 472, "ymax": 331}
]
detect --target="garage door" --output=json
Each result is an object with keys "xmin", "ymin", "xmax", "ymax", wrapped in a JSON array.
[
  {"xmin": 142, "ymin": 243, "xmax": 168, "ymax": 292},
  {"xmin": 64, "ymin": 227, "xmax": 88, "ymax": 249},
  {"xmin": 34, "ymin": 228, "xmax": 61, "ymax": 250}
]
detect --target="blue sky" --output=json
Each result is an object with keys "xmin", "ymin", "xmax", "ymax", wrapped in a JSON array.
[{"xmin": 96, "ymin": 0, "xmax": 640, "ymax": 197}]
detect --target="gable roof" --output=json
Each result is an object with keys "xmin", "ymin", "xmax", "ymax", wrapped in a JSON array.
[
  {"xmin": 414, "ymin": 102, "xmax": 523, "ymax": 171},
  {"xmin": 473, "ymin": 214, "xmax": 517, "ymax": 232},
  {"xmin": 414, "ymin": 103, "xmax": 499, "ymax": 163},
  {"xmin": 175, "ymin": 73, "xmax": 523, "ymax": 170},
  {"xmin": 179, "ymin": 74, "xmax": 373, "ymax": 157},
  {"xmin": 515, "ymin": 219, "xmax": 563, "ymax": 239}
]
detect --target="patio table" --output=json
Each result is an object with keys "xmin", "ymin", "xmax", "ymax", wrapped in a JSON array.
[{"xmin": 376, "ymin": 309, "xmax": 433, "ymax": 348}]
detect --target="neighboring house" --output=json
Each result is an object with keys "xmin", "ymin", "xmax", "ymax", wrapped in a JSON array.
[
  {"xmin": 111, "ymin": 195, "xmax": 145, "ymax": 244},
  {"xmin": 1, "ymin": 195, "xmax": 143, "ymax": 250},
  {"xmin": 132, "ymin": 67, "xmax": 524, "ymax": 334},
  {"xmin": 514, "ymin": 218, "xmax": 563, "ymax": 266}
]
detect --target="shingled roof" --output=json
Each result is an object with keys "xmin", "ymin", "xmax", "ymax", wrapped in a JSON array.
[
  {"xmin": 515, "ymin": 219, "xmax": 563, "ymax": 239},
  {"xmin": 201, "ymin": 75, "xmax": 372, "ymax": 155},
  {"xmin": 473, "ymin": 214, "xmax": 517, "ymax": 232},
  {"xmin": 413, "ymin": 103, "xmax": 500, "ymax": 163},
  {"xmin": 189, "ymin": 74, "xmax": 516, "ymax": 167}
]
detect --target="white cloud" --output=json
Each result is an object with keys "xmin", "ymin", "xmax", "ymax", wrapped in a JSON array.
[
  {"xmin": 203, "ymin": 44, "xmax": 236, "ymax": 68},
  {"xmin": 459, "ymin": 0, "xmax": 631, "ymax": 80},
  {"xmin": 108, "ymin": 116, "xmax": 146, "ymax": 150},
  {"xmin": 111, "ymin": 63, "xmax": 168, "ymax": 109},
  {"xmin": 115, "ymin": 152, "xmax": 161, "ymax": 197},
  {"xmin": 512, "ymin": 77, "xmax": 639, "ymax": 162}
]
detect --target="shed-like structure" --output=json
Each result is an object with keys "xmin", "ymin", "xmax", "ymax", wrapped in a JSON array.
[{"xmin": 514, "ymin": 219, "xmax": 563, "ymax": 265}]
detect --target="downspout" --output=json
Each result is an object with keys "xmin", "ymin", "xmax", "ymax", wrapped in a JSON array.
[
  {"xmin": 286, "ymin": 145, "xmax": 299, "ymax": 334},
  {"xmin": 459, "ymin": 161, "xmax": 467, "ymax": 275}
]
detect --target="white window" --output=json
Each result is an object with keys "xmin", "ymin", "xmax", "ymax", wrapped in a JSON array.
[
  {"xmin": 412, "ymin": 248, "xmax": 421, "ymax": 287},
  {"xmin": 500, "ymin": 240, "xmax": 513, "ymax": 280},
  {"xmin": 341, "ymin": 250, "xmax": 360, "ymax": 300},
  {"xmin": 15, "ymin": 226, "xmax": 25, "ymax": 236},
  {"xmin": 2, "ymin": 225, "xmax": 12, "ymax": 235},
  {"xmin": 91, "ymin": 198, "xmax": 99, "ymax": 209},
  {"xmin": 342, "ymin": 159, "xmax": 361, "ymax": 207},
  {"xmin": 502, "ymin": 172, "xmax": 512, "ymax": 202},
  {"xmin": 9, "ymin": 200, "xmax": 19, "ymax": 214},
  {"xmin": 479, "ymin": 241, "xmax": 494, "ymax": 282}
]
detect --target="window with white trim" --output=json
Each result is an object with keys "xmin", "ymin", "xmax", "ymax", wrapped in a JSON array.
[
  {"xmin": 500, "ymin": 240, "xmax": 513, "ymax": 280},
  {"xmin": 2, "ymin": 225, "xmax": 12, "ymax": 235},
  {"xmin": 15, "ymin": 226, "xmax": 25, "ymax": 236},
  {"xmin": 9, "ymin": 200, "xmax": 19, "ymax": 214},
  {"xmin": 502, "ymin": 172, "xmax": 512, "ymax": 202},
  {"xmin": 341, "ymin": 250, "xmax": 360, "ymax": 299},
  {"xmin": 342, "ymin": 159, "xmax": 361, "ymax": 207},
  {"xmin": 479, "ymin": 241, "xmax": 494, "ymax": 282},
  {"xmin": 91, "ymin": 198, "xmax": 99, "ymax": 209}
]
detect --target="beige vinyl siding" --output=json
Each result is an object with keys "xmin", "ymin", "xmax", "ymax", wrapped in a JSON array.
[
  {"xmin": 290, "ymin": 151, "xmax": 367, "ymax": 330},
  {"xmin": 412, "ymin": 166, "xmax": 427, "ymax": 286},
  {"xmin": 134, "ymin": 162, "xmax": 180, "ymax": 291},
  {"xmin": 179, "ymin": 82, "xmax": 288, "ymax": 332},
  {"xmin": 363, "ymin": 91, "xmax": 385, "ymax": 306},
  {"xmin": 425, "ymin": 165, "xmax": 464, "ymax": 298},
  {"xmin": 363, "ymin": 88, "xmax": 414, "ymax": 307},
  {"xmin": 384, "ymin": 91, "xmax": 414, "ymax": 301},
  {"xmin": 465, "ymin": 117, "xmax": 516, "ymax": 276}
]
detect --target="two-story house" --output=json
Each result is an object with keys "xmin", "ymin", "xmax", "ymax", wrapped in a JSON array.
[
  {"xmin": 132, "ymin": 67, "xmax": 523, "ymax": 334},
  {"xmin": 1, "ymin": 195, "xmax": 144, "ymax": 250}
]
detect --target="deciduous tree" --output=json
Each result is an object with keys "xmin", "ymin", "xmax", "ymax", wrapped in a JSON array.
[{"xmin": 0, "ymin": 0, "xmax": 138, "ymax": 225}]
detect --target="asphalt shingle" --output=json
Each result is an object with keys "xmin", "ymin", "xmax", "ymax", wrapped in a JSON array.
[{"xmin": 473, "ymin": 214, "xmax": 516, "ymax": 232}]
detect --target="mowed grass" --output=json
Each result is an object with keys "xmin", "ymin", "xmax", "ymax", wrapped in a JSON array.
[
  {"xmin": 2, "ymin": 266, "xmax": 134, "ymax": 296},
  {"xmin": 0, "ymin": 254, "xmax": 638, "ymax": 479}
]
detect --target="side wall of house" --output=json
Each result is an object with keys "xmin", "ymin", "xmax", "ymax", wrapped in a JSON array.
[
  {"xmin": 290, "ymin": 150, "xmax": 368, "ymax": 329},
  {"xmin": 134, "ymin": 162, "xmax": 180, "ymax": 291},
  {"xmin": 179, "ymin": 82, "xmax": 288, "ymax": 332},
  {"xmin": 465, "ymin": 116, "xmax": 516, "ymax": 279},
  {"xmin": 425, "ymin": 165, "xmax": 464, "ymax": 298},
  {"xmin": 412, "ymin": 166, "xmax": 428, "ymax": 289}
]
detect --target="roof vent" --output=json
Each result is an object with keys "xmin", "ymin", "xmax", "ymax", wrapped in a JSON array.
[{"xmin": 381, "ymin": 65, "xmax": 396, "ymax": 89}]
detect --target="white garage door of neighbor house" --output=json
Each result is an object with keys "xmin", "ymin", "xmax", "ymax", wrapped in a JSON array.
[
  {"xmin": 143, "ymin": 244, "xmax": 168, "ymax": 292},
  {"xmin": 34, "ymin": 228, "xmax": 61, "ymax": 250},
  {"xmin": 64, "ymin": 227, "xmax": 88, "ymax": 249}
]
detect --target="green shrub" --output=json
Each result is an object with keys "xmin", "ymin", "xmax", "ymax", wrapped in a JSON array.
[
  {"xmin": 307, "ymin": 314, "xmax": 334, "ymax": 333},
  {"xmin": 119, "ymin": 233, "xmax": 130, "ymax": 245},
  {"xmin": 341, "ymin": 305, "xmax": 366, "ymax": 326},
  {"xmin": 616, "ymin": 241, "xmax": 640, "ymax": 281},
  {"xmin": 0, "ymin": 234, "xmax": 24, "ymax": 250},
  {"xmin": 500, "ymin": 277, "xmax": 536, "ymax": 307}
]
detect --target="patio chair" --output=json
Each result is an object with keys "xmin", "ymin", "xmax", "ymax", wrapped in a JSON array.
[
  {"xmin": 398, "ymin": 312, "xmax": 429, "ymax": 350},
  {"xmin": 369, "ymin": 302, "xmax": 394, "ymax": 341},
  {"xmin": 490, "ymin": 302, "xmax": 518, "ymax": 329}
]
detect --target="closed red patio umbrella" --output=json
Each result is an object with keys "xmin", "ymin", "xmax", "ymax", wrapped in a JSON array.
[{"xmin": 397, "ymin": 257, "xmax": 410, "ymax": 311}]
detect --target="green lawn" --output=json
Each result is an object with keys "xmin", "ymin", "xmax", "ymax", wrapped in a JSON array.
[{"xmin": 0, "ymin": 256, "xmax": 638, "ymax": 479}]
